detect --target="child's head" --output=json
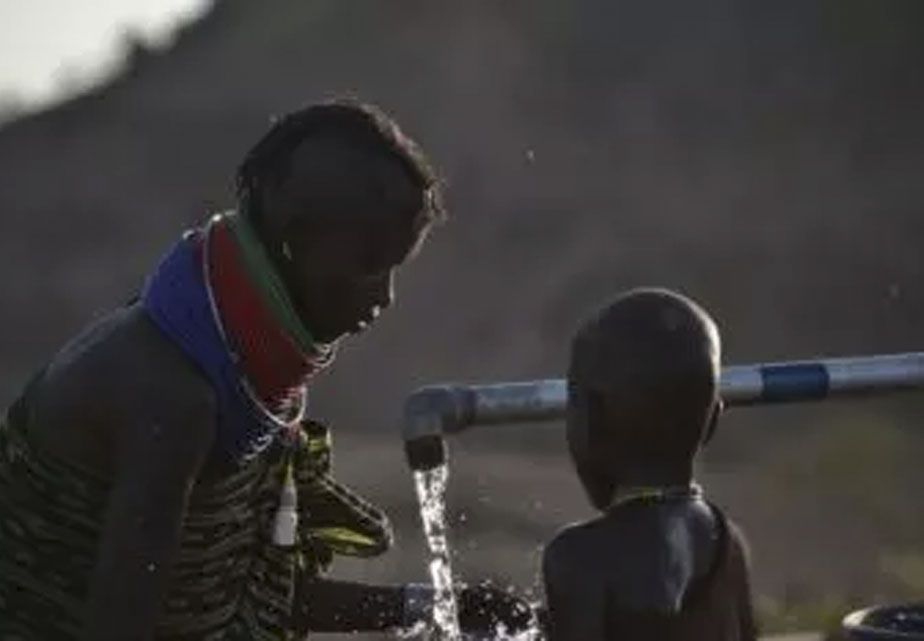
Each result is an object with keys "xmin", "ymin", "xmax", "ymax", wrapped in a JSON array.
[{"xmin": 566, "ymin": 288, "xmax": 722, "ymax": 510}]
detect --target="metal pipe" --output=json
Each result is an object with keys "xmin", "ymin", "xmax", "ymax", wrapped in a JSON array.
[{"xmin": 403, "ymin": 351, "xmax": 924, "ymax": 470}]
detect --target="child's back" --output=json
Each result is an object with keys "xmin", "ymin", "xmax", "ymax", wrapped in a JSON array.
[
  {"xmin": 542, "ymin": 289, "xmax": 757, "ymax": 641},
  {"xmin": 544, "ymin": 495, "xmax": 755, "ymax": 640}
]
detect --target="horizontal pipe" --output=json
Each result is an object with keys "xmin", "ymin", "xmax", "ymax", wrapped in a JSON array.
[{"xmin": 403, "ymin": 352, "xmax": 924, "ymax": 469}]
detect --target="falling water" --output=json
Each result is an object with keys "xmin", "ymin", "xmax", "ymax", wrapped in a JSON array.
[
  {"xmin": 413, "ymin": 464, "xmax": 545, "ymax": 641},
  {"xmin": 414, "ymin": 464, "xmax": 462, "ymax": 640}
]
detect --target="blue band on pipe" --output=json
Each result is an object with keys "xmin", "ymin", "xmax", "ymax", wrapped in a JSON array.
[{"xmin": 761, "ymin": 364, "xmax": 830, "ymax": 402}]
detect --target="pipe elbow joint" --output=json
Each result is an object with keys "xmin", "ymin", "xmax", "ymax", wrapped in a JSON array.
[{"xmin": 402, "ymin": 385, "xmax": 475, "ymax": 471}]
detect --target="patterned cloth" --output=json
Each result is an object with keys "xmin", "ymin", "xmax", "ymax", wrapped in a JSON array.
[{"xmin": 0, "ymin": 381, "xmax": 392, "ymax": 640}]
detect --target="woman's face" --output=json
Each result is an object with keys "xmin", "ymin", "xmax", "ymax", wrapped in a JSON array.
[{"xmin": 255, "ymin": 136, "xmax": 429, "ymax": 344}]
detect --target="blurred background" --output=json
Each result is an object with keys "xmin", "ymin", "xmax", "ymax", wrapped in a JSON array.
[{"xmin": 1, "ymin": 1, "xmax": 923, "ymax": 637}]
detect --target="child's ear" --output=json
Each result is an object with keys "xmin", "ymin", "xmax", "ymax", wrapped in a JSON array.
[
  {"xmin": 567, "ymin": 386, "xmax": 615, "ymax": 510},
  {"xmin": 701, "ymin": 398, "xmax": 723, "ymax": 446},
  {"xmin": 585, "ymin": 388, "xmax": 607, "ymax": 437},
  {"xmin": 570, "ymin": 386, "xmax": 608, "ymax": 453}
]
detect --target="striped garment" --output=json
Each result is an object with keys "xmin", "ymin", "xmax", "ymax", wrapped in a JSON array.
[{"xmin": 0, "ymin": 385, "xmax": 392, "ymax": 640}]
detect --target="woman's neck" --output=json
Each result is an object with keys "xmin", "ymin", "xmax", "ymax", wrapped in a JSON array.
[{"xmin": 203, "ymin": 214, "xmax": 332, "ymax": 417}]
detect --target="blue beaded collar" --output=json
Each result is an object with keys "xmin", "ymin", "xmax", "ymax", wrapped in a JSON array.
[{"xmin": 141, "ymin": 231, "xmax": 304, "ymax": 465}]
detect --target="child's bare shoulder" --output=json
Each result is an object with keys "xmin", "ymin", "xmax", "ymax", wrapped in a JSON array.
[
  {"xmin": 541, "ymin": 522, "xmax": 612, "ymax": 639},
  {"xmin": 542, "ymin": 518, "xmax": 608, "ymax": 582},
  {"xmin": 545, "ymin": 519, "xmax": 601, "ymax": 551}
]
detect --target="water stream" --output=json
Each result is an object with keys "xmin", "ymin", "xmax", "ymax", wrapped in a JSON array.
[
  {"xmin": 412, "ymin": 464, "xmax": 544, "ymax": 641},
  {"xmin": 413, "ymin": 464, "xmax": 462, "ymax": 641}
]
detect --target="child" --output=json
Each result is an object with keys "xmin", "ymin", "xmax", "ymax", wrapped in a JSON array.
[{"xmin": 542, "ymin": 288, "xmax": 757, "ymax": 641}]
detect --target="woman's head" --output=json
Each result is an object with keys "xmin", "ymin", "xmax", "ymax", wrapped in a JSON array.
[{"xmin": 236, "ymin": 99, "xmax": 445, "ymax": 344}]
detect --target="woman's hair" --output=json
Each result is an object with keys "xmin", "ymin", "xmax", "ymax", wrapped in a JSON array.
[{"xmin": 236, "ymin": 98, "xmax": 445, "ymax": 230}]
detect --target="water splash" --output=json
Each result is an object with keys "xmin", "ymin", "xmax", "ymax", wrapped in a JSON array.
[
  {"xmin": 413, "ymin": 465, "xmax": 546, "ymax": 641},
  {"xmin": 479, "ymin": 623, "xmax": 543, "ymax": 641},
  {"xmin": 414, "ymin": 464, "xmax": 462, "ymax": 640}
]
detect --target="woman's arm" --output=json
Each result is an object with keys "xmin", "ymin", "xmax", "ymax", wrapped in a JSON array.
[
  {"xmin": 294, "ymin": 578, "xmax": 405, "ymax": 632},
  {"xmin": 295, "ymin": 577, "xmax": 534, "ymax": 635},
  {"xmin": 82, "ymin": 393, "xmax": 215, "ymax": 641}
]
